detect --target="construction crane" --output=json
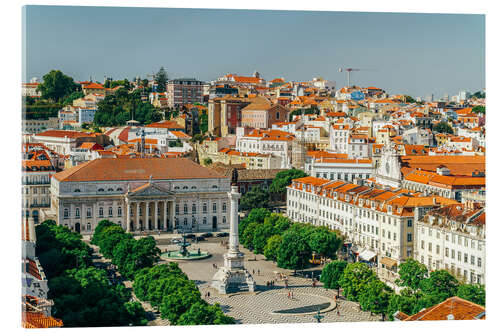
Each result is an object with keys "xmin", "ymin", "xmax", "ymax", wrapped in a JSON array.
[{"xmin": 338, "ymin": 68, "xmax": 361, "ymax": 88}]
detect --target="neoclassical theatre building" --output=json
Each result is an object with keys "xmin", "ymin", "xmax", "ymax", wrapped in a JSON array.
[{"xmin": 49, "ymin": 158, "xmax": 231, "ymax": 234}]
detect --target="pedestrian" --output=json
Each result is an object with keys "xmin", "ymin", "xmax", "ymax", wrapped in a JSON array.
[
  {"xmin": 288, "ymin": 291, "xmax": 291, "ymax": 299},
  {"xmin": 337, "ymin": 309, "xmax": 340, "ymax": 316},
  {"xmin": 253, "ymin": 269, "xmax": 255, "ymax": 274},
  {"xmin": 258, "ymin": 269, "xmax": 260, "ymax": 276}
]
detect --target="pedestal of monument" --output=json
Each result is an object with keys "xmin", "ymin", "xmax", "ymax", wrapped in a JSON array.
[{"xmin": 211, "ymin": 182, "xmax": 255, "ymax": 294}]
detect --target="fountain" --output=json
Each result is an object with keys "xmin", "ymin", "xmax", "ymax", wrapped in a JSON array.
[{"xmin": 160, "ymin": 227, "xmax": 211, "ymax": 261}]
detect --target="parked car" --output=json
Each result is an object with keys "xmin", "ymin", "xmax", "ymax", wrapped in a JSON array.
[
  {"xmin": 171, "ymin": 238, "xmax": 182, "ymax": 244},
  {"xmin": 195, "ymin": 236, "xmax": 206, "ymax": 242},
  {"xmin": 184, "ymin": 234, "xmax": 195, "ymax": 239},
  {"xmin": 216, "ymin": 232, "xmax": 229, "ymax": 237},
  {"xmin": 201, "ymin": 232, "xmax": 213, "ymax": 238}
]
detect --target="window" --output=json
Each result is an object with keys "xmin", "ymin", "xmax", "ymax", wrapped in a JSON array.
[
  {"xmin": 421, "ymin": 240, "xmax": 425, "ymax": 250},
  {"xmin": 478, "ymin": 258, "xmax": 482, "ymax": 267},
  {"xmin": 464, "ymin": 253, "xmax": 468, "ymax": 263},
  {"xmin": 203, "ymin": 217, "xmax": 207, "ymax": 224},
  {"xmin": 471, "ymin": 255, "xmax": 475, "ymax": 265},
  {"xmin": 74, "ymin": 189, "xmax": 81, "ymax": 193},
  {"xmin": 445, "ymin": 248, "xmax": 449, "ymax": 257},
  {"xmin": 451, "ymin": 249, "xmax": 455, "ymax": 259},
  {"xmin": 98, "ymin": 188, "xmax": 105, "ymax": 192},
  {"xmin": 192, "ymin": 204, "xmax": 196, "ymax": 213},
  {"xmin": 175, "ymin": 204, "xmax": 179, "ymax": 214},
  {"xmin": 183, "ymin": 218, "xmax": 187, "ymax": 225},
  {"xmin": 428, "ymin": 242, "xmax": 432, "ymax": 251},
  {"xmin": 108, "ymin": 207, "xmax": 113, "ymax": 217},
  {"xmin": 436, "ymin": 245, "xmax": 440, "ymax": 254},
  {"xmin": 99, "ymin": 207, "xmax": 104, "ymax": 217},
  {"xmin": 86, "ymin": 223, "xmax": 91, "ymax": 231},
  {"xmin": 203, "ymin": 203, "xmax": 207, "ymax": 213},
  {"xmin": 457, "ymin": 251, "xmax": 461, "ymax": 261},
  {"xmin": 184, "ymin": 204, "xmax": 188, "ymax": 214},
  {"xmin": 213, "ymin": 203, "xmax": 217, "ymax": 213},
  {"xmin": 222, "ymin": 203, "xmax": 227, "ymax": 213},
  {"xmin": 117, "ymin": 206, "xmax": 122, "ymax": 217},
  {"xmin": 87, "ymin": 207, "xmax": 92, "ymax": 218},
  {"xmin": 75, "ymin": 208, "xmax": 80, "ymax": 218},
  {"xmin": 407, "ymin": 233, "xmax": 412, "ymax": 242},
  {"xmin": 223, "ymin": 216, "xmax": 227, "ymax": 224},
  {"xmin": 407, "ymin": 219, "xmax": 413, "ymax": 227}
]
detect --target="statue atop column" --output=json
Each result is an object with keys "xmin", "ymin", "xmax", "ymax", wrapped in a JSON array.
[{"xmin": 211, "ymin": 180, "xmax": 255, "ymax": 294}]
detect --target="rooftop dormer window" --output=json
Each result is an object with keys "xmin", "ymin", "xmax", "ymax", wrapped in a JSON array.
[{"xmin": 98, "ymin": 188, "xmax": 104, "ymax": 192}]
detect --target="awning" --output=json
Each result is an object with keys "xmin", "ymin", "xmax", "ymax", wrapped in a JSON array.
[
  {"xmin": 380, "ymin": 256, "xmax": 398, "ymax": 268},
  {"xmin": 358, "ymin": 249, "xmax": 377, "ymax": 261}
]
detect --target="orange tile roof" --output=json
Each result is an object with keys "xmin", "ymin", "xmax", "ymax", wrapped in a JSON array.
[
  {"xmin": 83, "ymin": 82, "xmax": 105, "ymax": 90},
  {"xmin": 53, "ymin": 158, "xmax": 226, "ymax": 182},
  {"xmin": 35, "ymin": 130, "xmax": 94, "ymax": 139},
  {"xmin": 170, "ymin": 131, "xmax": 191, "ymax": 139},
  {"xmin": 403, "ymin": 297, "xmax": 485, "ymax": 321},
  {"xmin": 22, "ymin": 311, "xmax": 63, "ymax": 328}
]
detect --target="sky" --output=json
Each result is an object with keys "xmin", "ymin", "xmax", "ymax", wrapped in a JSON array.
[{"xmin": 23, "ymin": 6, "xmax": 485, "ymax": 98}]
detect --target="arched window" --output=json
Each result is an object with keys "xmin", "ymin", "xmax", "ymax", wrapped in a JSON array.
[
  {"xmin": 64, "ymin": 208, "xmax": 69, "ymax": 219},
  {"xmin": 212, "ymin": 185, "xmax": 218, "ymax": 189},
  {"xmin": 98, "ymin": 188, "xmax": 104, "ymax": 192},
  {"xmin": 191, "ymin": 186, "xmax": 197, "ymax": 190},
  {"xmin": 108, "ymin": 188, "xmax": 113, "ymax": 192},
  {"xmin": 183, "ymin": 186, "xmax": 188, "ymax": 190},
  {"xmin": 75, "ymin": 208, "xmax": 80, "ymax": 218},
  {"xmin": 222, "ymin": 203, "xmax": 227, "ymax": 213},
  {"xmin": 87, "ymin": 207, "xmax": 92, "ymax": 218},
  {"xmin": 86, "ymin": 223, "xmax": 91, "ymax": 231},
  {"xmin": 108, "ymin": 207, "xmax": 113, "ymax": 217},
  {"xmin": 99, "ymin": 207, "xmax": 104, "ymax": 217},
  {"xmin": 117, "ymin": 188, "xmax": 123, "ymax": 192},
  {"xmin": 74, "ymin": 189, "xmax": 81, "ymax": 193},
  {"xmin": 174, "ymin": 186, "xmax": 180, "ymax": 190},
  {"xmin": 117, "ymin": 206, "xmax": 122, "ymax": 217}
]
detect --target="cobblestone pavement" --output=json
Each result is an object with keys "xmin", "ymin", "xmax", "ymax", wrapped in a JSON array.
[{"xmin": 166, "ymin": 240, "xmax": 382, "ymax": 324}]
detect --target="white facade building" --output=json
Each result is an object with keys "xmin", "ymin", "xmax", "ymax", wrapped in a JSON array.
[
  {"xmin": 414, "ymin": 203, "xmax": 485, "ymax": 284},
  {"xmin": 49, "ymin": 158, "xmax": 231, "ymax": 235}
]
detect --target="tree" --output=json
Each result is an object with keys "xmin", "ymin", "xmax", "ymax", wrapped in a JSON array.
[
  {"xmin": 472, "ymin": 91, "xmax": 485, "ymax": 99},
  {"xmin": 239, "ymin": 208, "xmax": 272, "ymax": 238},
  {"xmin": 307, "ymin": 227, "xmax": 341, "ymax": 259},
  {"xmin": 239, "ymin": 187, "xmax": 269, "ymax": 211},
  {"xmin": 277, "ymin": 227, "xmax": 311, "ymax": 272},
  {"xmin": 177, "ymin": 302, "xmax": 235, "ymax": 325},
  {"xmin": 396, "ymin": 258, "xmax": 429, "ymax": 292},
  {"xmin": 339, "ymin": 262, "xmax": 377, "ymax": 302},
  {"xmin": 404, "ymin": 95, "xmax": 416, "ymax": 103},
  {"xmin": 62, "ymin": 91, "xmax": 84, "ymax": 106},
  {"xmin": 37, "ymin": 70, "xmax": 78, "ymax": 102},
  {"xmin": 203, "ymin": 157, "xmax": 212, "ymax": 166},
  {"xmin": 263, "ymin": 234, "xmax": 282, "ymax": 261},
  {"xmin": 269, "ymin": 169, "xmax": 308, "ymax": 195},
  {"xmin": 432, "ymin": 121, "xmax": 453, "ymax": 134},
  {"xmin": 241, "ymin": 222, "xmax": 259, "ymax": 250},
  {"xmin": 472, "ymin": 105, "xmax": 485, "ymax": 114},
  {"xmin": 420, "ymin": 270, "xmax": 459, "ymax": 303},
  {"xmin": 386, "ymin": 290, "xmax": 418, "ymax": 320},
  {"xmin": 252, "ymin": 222, "xmax": 274, "ymax": 254},
  {"xmin": 457, "ymin": 284, "xmax": 485, "ymax": 306},
  {"xmin": 358, "ymin": 279, "xmax": 393, "ymax": 317},
  {"xmin": 320, "ymin": 260, "xmax": 347, "ymax": 294},
  {"xmin": 156, "ymin": 67, "xmax": 168, "ymax": 92}
]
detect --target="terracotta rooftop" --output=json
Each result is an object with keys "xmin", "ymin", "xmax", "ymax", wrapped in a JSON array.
[
  {"xmin": 403, "ymin": 296, "xmax": 485, "ymax": 321},
  {"xmin": 53, "ymin": 158, "xmax": 227, "ymax": 182}
]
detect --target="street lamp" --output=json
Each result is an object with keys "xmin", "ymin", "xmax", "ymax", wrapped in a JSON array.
[{"xmin": 313, "ymin": 308, "xmax": 324, "ymax": 323}]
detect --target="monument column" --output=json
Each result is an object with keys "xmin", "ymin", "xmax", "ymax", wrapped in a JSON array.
[{"xmin": 211, "ymin": 169, "xmax": 255, "ymax": 294}]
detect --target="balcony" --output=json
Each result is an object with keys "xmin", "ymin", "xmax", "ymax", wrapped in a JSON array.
[{"xmin": 22, "ymin": 180, "xmax": 51, "ymax": 185}]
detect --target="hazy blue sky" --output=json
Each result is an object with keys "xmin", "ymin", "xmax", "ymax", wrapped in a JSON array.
[{"xmin": 23, "ymin": 6, "xmax": 485, "ymax": 98}]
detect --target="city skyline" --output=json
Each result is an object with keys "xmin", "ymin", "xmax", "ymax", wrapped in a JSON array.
[{"xmin": 23, "ymin": 6, "xmax": 484, "ymax": 98}]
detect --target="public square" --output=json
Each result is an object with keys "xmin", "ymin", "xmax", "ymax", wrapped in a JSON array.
[{"xmin": 155, "ymin": 234, "xmax": 382, "ymax": 324}]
